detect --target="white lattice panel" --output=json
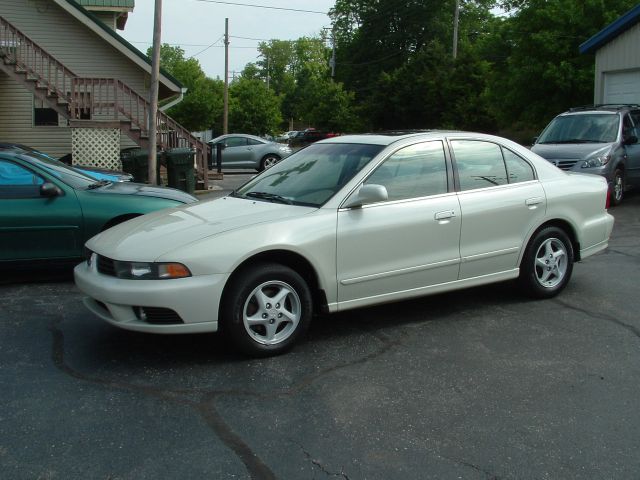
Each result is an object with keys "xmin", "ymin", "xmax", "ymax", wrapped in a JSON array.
[{"xmin": 71, "ymin": 128, "xmax": 122, "ymax": 170}]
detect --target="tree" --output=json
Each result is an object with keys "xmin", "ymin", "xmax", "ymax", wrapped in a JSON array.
[
  {"xmin": 486, "ymin": 0, "xmax": 639, "ymax": 132},
  {"xmin": 229, "ymin": 77, "xmax": 282, "ymax": 135},
  {"xmin": 149, "ymin": 44, "xmax": 223, "ymax": 132}
]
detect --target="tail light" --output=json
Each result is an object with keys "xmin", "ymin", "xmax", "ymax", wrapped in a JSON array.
[{"xmin": 605, "ymin": 187, "xmax": 611, "ymax": 209}]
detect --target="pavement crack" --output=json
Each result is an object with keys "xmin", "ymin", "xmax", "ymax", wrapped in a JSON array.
[
  {"xmin": 49, "ymin": 310, "xmax": 275, "ymax": 480},
  {"xmin": 440, "ymin": 455, "xmax": 502, "ymax": 479},
  {"xmin": 299, "ymin": 444, "xmax": 350, "ymax": 479},
  {"xmin": 49, "ymin": 309, "xmax": 398, "ymax": 480},
  {"xmin": 606, "ymin": 248, "xmax": 640, "ymax": 259},
  {"xmin": 552, "ymin": 298, "xmax": 640, "ymax": 339}
]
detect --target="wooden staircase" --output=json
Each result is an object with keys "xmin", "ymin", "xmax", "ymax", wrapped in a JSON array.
[{"xmin": 0, "ymin": 15, "xmax": 208, "ymax": 187}]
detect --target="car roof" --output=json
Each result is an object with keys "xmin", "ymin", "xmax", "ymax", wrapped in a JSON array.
[
  {"xmin": 560, "ymin": 104, "xmax": 640, "ymax": 115},
  {"xmin": 209, "ymin": 133, "xmax": 267, "ymax": 143},
  {"xmin": 319, "ymin": 130, "xmax": 462, "ymax": 146}
]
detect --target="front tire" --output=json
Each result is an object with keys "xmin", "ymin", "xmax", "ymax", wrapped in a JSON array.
[
  {"xmin": 518, "ymin": 226, "xmax": 574, "ymax": 299},
  {"xmin": 222, "ymin": 263, "xmax": 313, "ymax": 357},
  {"xmin": 611, "ymin": 168, "xmax": 625, "ymax": 206}
]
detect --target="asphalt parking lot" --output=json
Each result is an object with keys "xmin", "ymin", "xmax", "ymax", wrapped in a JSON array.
[{"xmin": 1, "ymin": 190, "xmax": 639, "ymax": 480}]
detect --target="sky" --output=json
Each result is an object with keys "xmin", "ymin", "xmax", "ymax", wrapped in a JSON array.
[{"xmin": 120, "ymin": 0, "xmax": 337, "ymax": 80}]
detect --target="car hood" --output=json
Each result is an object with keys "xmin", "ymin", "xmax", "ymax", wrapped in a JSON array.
[
  {"xmin": 531, "ymin": 142, "xmax": 614, "ymax": 160},
  {"xmin": 89, "ymin": 181, "xmax": 198, "ymax": 203},
  {"xmin": 87, "ymin": 196, "xmax": 316, "ymax": 262}
]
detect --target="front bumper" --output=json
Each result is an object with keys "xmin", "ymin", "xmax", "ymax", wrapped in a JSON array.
[{"xmin": 74, "ymin": 261, "xmax": 228, "ymax": 334}]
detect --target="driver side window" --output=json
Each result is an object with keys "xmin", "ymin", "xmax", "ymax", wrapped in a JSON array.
[{"xmin": 365, "ymin": 141, "xmax": 448, "ymax": 201}]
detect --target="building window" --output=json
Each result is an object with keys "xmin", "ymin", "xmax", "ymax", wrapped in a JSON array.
[{"xmin": 34, "ymin": 107, "xmax": 59, "ymax": 126}]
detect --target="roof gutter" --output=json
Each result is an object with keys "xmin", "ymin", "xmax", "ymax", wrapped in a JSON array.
[{"xmin": 160, "ymin": 88, "xmax": 187, "ymax": 112}]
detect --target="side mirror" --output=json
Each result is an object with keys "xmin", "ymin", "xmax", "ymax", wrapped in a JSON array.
[
  {"xmin": 623, "ymin": 135, "xmax": 638, "ymax": 145},
  {"xmin": 342, "ymin": 184, "xmax": 388, "ymax": 209},
  {"xmin": 532, "ymin": 136, "xmax": 538, "ymax": 145},
  {"xmin": 40, "ymin": 182, "xmax": 62, "ymax": 197}
]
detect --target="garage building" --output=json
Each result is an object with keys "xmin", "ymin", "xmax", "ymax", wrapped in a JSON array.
[{"xmin": 580, "ymin": 4, "xmax": 640, "ymax": 105}]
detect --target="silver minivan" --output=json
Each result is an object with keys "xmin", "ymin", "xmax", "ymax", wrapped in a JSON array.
[{"xmin": 531, "ymin": 105, "xmax": 640, "ymax": 205}]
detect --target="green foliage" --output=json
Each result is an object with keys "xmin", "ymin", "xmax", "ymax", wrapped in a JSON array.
[
  {"xmin": 149, "ymin": 44, "xmax": 223, "ymax": 132},
  {"xmin": 329, "ymin": 0, "xmax": 639, "ymax": 137},
  {"xmin": 147, "ymin": 1, "xmax": 639, "ymax": 142},
  {"xmin": 229, "ymin": 77, "xmax": 282, "ymax": 135}
]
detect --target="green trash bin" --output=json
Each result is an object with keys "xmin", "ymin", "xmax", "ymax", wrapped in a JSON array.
[
  {"xmin": 120, "ymin": 148, "xmax": 162, "ymax": 184},
  {"xmin": 164, "ymin": 147, "xmax": 195, "ymax": 194}
]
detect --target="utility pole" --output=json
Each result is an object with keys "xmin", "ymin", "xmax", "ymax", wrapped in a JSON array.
[
  {"xmin": 330, "ymin": 27, "xmax": 336, "ymax": 78},
  {"xmin": 266, "ymin": 54, "xmax": 270, "ymax": 90},
  {"xmin": 223, "ymin": 18, "xmax": 229, "ymax": 135},
  {"xmin": 148, "ymin": 0, "xmax": 162, "ymax": 185},
  {"xmin": 452, "ymin": 0, "xmax": 460, "ymax": 59}
]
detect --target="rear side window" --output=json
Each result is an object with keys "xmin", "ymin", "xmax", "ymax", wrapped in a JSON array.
[
  {"xmin": 451, "ymin": 140, "xmax": 507, "ymax": 191},
  {"xmin": 503, "ymin": 149, "xmax": 535, "ymax": 183},
  {"xmin": 225, "ymin": 137, "xmax": 248, "ymax": 147}
]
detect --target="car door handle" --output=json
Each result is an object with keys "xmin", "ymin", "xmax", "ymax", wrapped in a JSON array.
[
  {"xmin": 525, "ymin": 197, "xmax": 544, "ymax": 207},
  {"xmin": 434, "ymin": 210, "xmax": 456, "ymax": 220}
]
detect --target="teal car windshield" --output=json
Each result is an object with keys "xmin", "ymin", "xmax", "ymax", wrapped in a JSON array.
[
  {"xmin": 235, "ymin": 143, "xmax": 384, "ymax": 207},
  {"xmin": 16, "ymin": 150, "xmax": 98, "ymax": 188},
  {"xmin": 537, "ymin": 114, "xmax": 620, "ymax": 144}
]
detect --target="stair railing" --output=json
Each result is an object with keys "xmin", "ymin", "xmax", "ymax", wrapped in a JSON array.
[
  {"xmin": 0, "ymin": 16, "xmax": 75, "ymax": 102},
  {"xmin": 0, "ymin": 15, "xmax": 208, "ymax": 181}
]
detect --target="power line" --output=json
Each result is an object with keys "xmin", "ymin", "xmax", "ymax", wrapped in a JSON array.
[
  {"xmin": 189, "ymin": 35, "xmax": 224, "ymax": 57},
  {"xmin": 194, "ymin": 0, "xmax": 328, "ymax": 15}
]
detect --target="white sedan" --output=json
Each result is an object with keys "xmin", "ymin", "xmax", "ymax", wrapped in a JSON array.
[{"xmin": 75, "ymin": 132, "xmax": 614, "ymax": 356}]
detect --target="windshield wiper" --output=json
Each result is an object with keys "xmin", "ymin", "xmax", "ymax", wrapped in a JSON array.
[
  {"xmin": 86, "ymin": 180, "xmax": 112, "ymax": 190},
  {"xmin": 540, "ymin": 139, "xmax": 601, "ymax": 144},
  {"xmin": 244, "ymin": 191, "xmax": 293, "ymax": 204}
]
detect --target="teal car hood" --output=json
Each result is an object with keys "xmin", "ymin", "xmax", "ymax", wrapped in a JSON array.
[{"xmin": 89, "ymin": 181, "xmax": 198, "ymax": 204}]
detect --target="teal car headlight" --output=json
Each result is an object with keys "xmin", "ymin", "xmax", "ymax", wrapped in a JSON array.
[{"xmin": 113, "ymin": 261, "xmax": 191, "ymax": 280}]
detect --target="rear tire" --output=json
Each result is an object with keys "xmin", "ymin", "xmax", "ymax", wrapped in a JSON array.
[
  {"xmin": 259, "ymin": 154, "xmax": 280, "ymax": 171},
  {"xmin": 518, "ymin": 226, "xmax": 574, "ymax": 299},
  {"xmin": 222, "ymin": 263, "xmax": 313, "ymax": 357}
]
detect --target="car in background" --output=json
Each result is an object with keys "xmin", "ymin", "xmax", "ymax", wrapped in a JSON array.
[
  {"xmin": 0, "ymin": 144, "xmax": 134, "ymax": 182},
  {"xmin": 58, "ymin": 152, "xmax": 134, "ymax": 182},
  {"xmin": 75, "ymin": 131, "xmax": 613, "ymax": 357},
  {"xmin": 0, "ymin": 147, "xmax": 197, "ymax": 266},
  {"xmin": 275, "ymin": 131, "xmax": 299, "ymax": 143},
  {"xmin": 288, "ymin": 128, "xmax": 329, "ymax": 149},
  {"xmin": 531, "ymin": 104, "xmax": 640, "ymax": 205},
  {"xmin": 208, "ymin": 134, "xmax": 292, "ymax": 171}
]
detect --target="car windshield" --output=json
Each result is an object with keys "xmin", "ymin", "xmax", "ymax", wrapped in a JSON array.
[
  {"xmin": 234, "ymin": 143, "xmax": 384, "ymax": 207},
  {"xmin": 14, "ymin": 149, "xmax": 98, "ymax": 188},
  {"xmin": 537, "ymin": 113, "xmax": 620, "ymax": 144}
]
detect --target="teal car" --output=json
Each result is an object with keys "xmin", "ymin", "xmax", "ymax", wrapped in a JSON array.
[{"xmin": 0, "ymin": 148, "xmax": 198, "ymax": 266}]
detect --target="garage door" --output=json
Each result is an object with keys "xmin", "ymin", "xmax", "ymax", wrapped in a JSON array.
[{"xmin": 603, "ymin": 70, "xmax": 640, "ymax": 104}]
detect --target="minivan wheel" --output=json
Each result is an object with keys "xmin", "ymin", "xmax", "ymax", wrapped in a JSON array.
[
  {"xmin": 222, "ymin": 263, "xmax": 313, "ymax": 357},
  {"xmin": 611, "ymin": 168, "xmax": 624, "ymax": 206},
  {"xmin": 519, "ymin": 226, "xmax": 574, "ymax": 299}
]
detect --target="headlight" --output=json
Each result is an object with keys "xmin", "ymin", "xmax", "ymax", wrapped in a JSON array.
[
  {"xmin": 113, "ymin": 261, "xmax": 191, "ymax": 280},
  {"xmin": 582, "ymin": 154, "xmax": 611, "ymax": 168}
]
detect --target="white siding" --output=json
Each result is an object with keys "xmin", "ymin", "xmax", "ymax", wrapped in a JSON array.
[{"xmin": 594, "ymin": 23, "xmax": 640, "ymax": 103}]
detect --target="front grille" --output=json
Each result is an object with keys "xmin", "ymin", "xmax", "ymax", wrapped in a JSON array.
[
  {"xmin": 135, "ymin": 306, "xmax": 184, "ymax": 325},
  {"xmin": 97, "ymin": 255, "xmax": 116, "ymax": 276},
  {"xmin": 550, "ymin": 159, "xmax": 578, "ymax": 170}
]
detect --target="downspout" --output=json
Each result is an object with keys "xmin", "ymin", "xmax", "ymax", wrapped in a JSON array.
[{"xmin": 160, "ymin": 87, "xmax": 187, "ymax": 111}]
